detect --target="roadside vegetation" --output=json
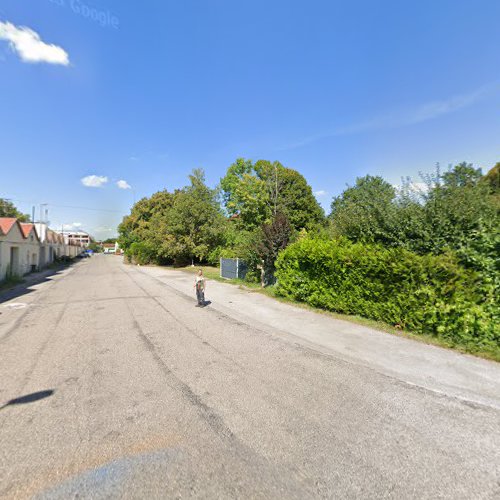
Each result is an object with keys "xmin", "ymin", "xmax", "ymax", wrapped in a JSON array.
[
  {"xmin": 0, "ymin": 198, "xmax": 30, "ymax": 221},
  {"xmin": 0, "ymin": 270, "xmax": 24, "ymax": 291},
  {"xmin": 118, "ymin": 160, "xmax": 500, "ymax": 358}
]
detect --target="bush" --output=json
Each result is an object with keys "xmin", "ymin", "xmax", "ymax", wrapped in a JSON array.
[
  {"xmin": 275, "ymin": 238, "xmax": 499, "ymax": 354},
  {"xmin": 128, "ymin": 241, "xmax": 157, "ymax": 265}
]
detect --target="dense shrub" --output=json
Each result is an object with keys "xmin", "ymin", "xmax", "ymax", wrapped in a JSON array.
[
  {"xmin": 128, "ymin": 241, "xmax": 157, "ymax": 265},
  {"xmin": 275, "ymin": 238, "xmax": 499, "ymax": 354}
]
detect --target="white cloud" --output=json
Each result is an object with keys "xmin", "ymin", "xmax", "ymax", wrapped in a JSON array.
[
  {"xmin": 0, "ymin": 21, "xmax": 69, "ymax": 65},
  {"xmin": 314, "ymin": 190, "xmax": 327, "ymax": 197},
  {"xmin": 62, "ymin": 222, "xmax": 82, "ymax": 230},
  {"xmin": 393, "ymin": 181, "xmax": 433, "ymax": 199},
  {"xmin": 81, "ymin": 175, "xmax": 108, "ymax": 188},
  {"xmin": 117, "ymin": 179, "xmax": 132, "ymax": 190}
]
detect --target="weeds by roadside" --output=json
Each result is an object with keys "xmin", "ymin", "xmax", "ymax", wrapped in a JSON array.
[{"xmin": 0, "ymin": 274, "xmax": 24, "ymax": 291}]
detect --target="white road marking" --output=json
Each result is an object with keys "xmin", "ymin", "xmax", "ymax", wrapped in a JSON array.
[{"xmin": 2, "ymin": 303, "xmax": 28, "ymax": 310}]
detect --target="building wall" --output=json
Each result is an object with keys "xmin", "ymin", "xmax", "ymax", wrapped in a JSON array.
[
  {"xmin": 0, "ymin": 226, "xmax": 39, "ymax": 280},
  {"xmin": 0, "ymin": 220, "xmax": 85, "ymax": 283}
]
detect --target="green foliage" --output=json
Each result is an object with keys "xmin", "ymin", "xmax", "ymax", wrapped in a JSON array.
[
  {"xmin": 87, "ymin": 242, "xmax": 102, "ymax": 253},
  {"xmin": 118, "ymin": 170, "xmax": 226, "ymax": 265},
  {"xmin": 217, "ymin": 224, "xmax": 263, "ymax": 282},
  {"xmin": 128, "ymin": 241, "xmax": 157, "ymax": 265},
  {"xmin": 483, "ymin": 163, "xmax": 500, "ymax": 193},
  {"xmin": 220, "ymin": 158, "xmax": 268, "ymax": 229},
  {"xmin": 329, "ymin": 175, "xmax": 399, "ymax": 244},
  {"xmin": 220, "ymin": 158, "xmax": 324, "ymax": 231},
  {"xmin": 329, "ymin": 163, "xmax": 499, "ymax": 262},
  {"xmin": 416, "ymin": 162, "xmax": 497, "ymax": 255},
  {"xmin": 275, "ymin": 238, "xmax": 499, "ymax": 354},
  {"xmin": 256, "ymin": 212, "xmax": 292, "ymax": 285},
  {"xmin": 1, "ymin": 265, "xmax": 23, "ymax": 287},
  {"xmin": 0, "ymin": 198, "xmax": 29, "ymax": 221},
  {"xmin": 117, "ymin": 158, "xmax": 498, "ymax": 356}
]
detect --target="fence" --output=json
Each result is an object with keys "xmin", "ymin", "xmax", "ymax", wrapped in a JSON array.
[{"xmin": 220, "ymin": 258, "xmax": 248, "ymax": 280}]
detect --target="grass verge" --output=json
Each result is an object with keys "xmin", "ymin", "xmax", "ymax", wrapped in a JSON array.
[
  {"xmin": 176, "ymin": 265, "xmax": 499, "ymax": 363},
  {"xmin": 0, "ymin": 275, "xmax": 25, "ymax": 291}
]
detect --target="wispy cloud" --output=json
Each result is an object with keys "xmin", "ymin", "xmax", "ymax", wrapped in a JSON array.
[
  {"xmin": 116, "ymin": 180, "xmax": 132, "ymax": 190},
  {"xmin": 280, "ymin": 82, "xmax": 499, "ymax": 150},
  {"xmin": 81, "ymin": 175, "xmax": 108, "ymax": 188},
  {"xmin": 61, "ymin": 222, "xmax": 83, "ymax": 230},
  {"xmin": 314, "ymin": 190, "xmax": 327, "ymax": 197},
  {"xmin": 0, "ymin": 21, "xmax": 69, "ymax": 65}
]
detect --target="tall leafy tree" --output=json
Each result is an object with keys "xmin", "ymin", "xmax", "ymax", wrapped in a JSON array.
[
  {"xmin": 221, "ymin": 158, "xmax": 324, "ymax": 231},
  {"xmin": 118, "ymin": 189, "xmax": 174, "ymax": 260},
  {"xmin": 420, "ymin": 162, "xmax": 497, "ymax": 254},
  {"xmin": 257, "ymin": 211, "xmax": 292, "ymax": 285},
  {"xmin": 158, "ymin": 169, "xmax": 226, "ymax": 264},
  {"xmin": 329, "ymin": 175, "xmax": 399, "ymax": 244},
  {"xmin": 220, "ymin": 158, "xmax": 268, "ymax": 229},
  {"xmin": 0, "ymin": 198, "xmax": 29, "ymax": 221},
  {"xmin": 483, "ymin": 163, "xmax": 500, "ymax": 194}
]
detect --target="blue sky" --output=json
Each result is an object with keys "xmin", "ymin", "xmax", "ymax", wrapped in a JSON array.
[{"xmin": 0, "ymin": 0, "xmax": 499, "ymax": 239}]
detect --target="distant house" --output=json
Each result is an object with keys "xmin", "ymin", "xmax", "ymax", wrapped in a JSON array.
[
  {"xmin": 36, "ymin": 222, "xmax": 76, "ymax": 265},
  {"xmin": 61, "ymin": 230, "xmax": 92, "ymax": 247},
  {"xmin": 0, "ymin": 217, "xmax": 85, "ymax": 282},
  {"xmin": 20, "ymin": 223, "xmax": 41, "ymax": 273},
  {"xmin": 0, "ymin": 218, "xmax": 40, "ymax": 280},
  {"xmin": 102, "ymin": 242, "xmax": 120, "ymax": 254}
]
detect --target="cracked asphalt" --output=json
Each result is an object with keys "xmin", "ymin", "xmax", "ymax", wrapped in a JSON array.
[{"xmin": 0, "ymin": 255, "xmax": 499, "ymax": 499}]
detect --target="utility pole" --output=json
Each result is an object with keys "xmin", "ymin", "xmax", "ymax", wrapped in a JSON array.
[{"xmin": 39, "ymin": 203, "xmax": 48, "ymax": 223}]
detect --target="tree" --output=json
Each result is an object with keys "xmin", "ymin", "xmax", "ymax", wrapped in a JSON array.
[
  {"xmin": 257, "ymin": 212, "xmax": 292, "ymax": 285},
  {"xmin": 220, "ymin": 158, "xmax": 269, "ymax": 229},
  {"xmin": 484, "ymin": 163, "xmax": 500, "ymax": 194},
  {"xmin": 420, "ymin": 162, "xmax": 497, "ymax": 255},
  {"xmin": 220, "ymin": 158, "xmax": 324, "ymax": 231},
  {"xmin": 119, "ymin": 170, "xmax": 227, "ymax": 265},
  {"xmin": 255, "ymin": 160, "xmax": 325, "ymax": 230},
  {"xmin": 0, "ymin": 198, "xmax": 29, "ymax": 221},
  {"xmin": 329, "ymin": 175, "xmax": 399, "ymax": 245},
  {"xmin": 88, "ymin": 242, "xmax": 103, "ymax": 253},
  {"xmin": 157, "ymin": 169, "xmax": 226, "ymax": 264},
  {"xmin": 118, "ymin": 189, "xmax": 174, "ymax": 262}
]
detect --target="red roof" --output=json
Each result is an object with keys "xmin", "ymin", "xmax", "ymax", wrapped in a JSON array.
[
  {"xmin": 20, "ymin": 223, "xmax": 35, "ymax": 238},
  {"xmin": 0, "ymin": 218, "xmax": 18, "ymax": 236}
]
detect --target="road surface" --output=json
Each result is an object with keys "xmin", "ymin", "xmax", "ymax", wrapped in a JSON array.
[{"xmin": 0, "ymin": 255, "xmax": 499, "ymax": 499}]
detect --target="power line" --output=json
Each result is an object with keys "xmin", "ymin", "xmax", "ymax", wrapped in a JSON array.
[{"xmin": 1, "ymin": 197, "xmax": 126, "ymax": 214}]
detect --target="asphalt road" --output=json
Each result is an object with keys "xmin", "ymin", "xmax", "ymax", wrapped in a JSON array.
[{"xmin": 0, "ymin": 255, "xmax": 499, "ymax": 499}]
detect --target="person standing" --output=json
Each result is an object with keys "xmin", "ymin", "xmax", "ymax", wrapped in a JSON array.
[{"xmin": 194, "ymin": 269, "xmax": 206, "ymax": 307}]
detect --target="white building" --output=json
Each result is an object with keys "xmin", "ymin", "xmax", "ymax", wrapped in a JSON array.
[
  {"xmin": 0, "ymin": 218, "xmax": 84, "ymax": 282},
  {"xmin": 35, "ymin": 222, "xmax": 71, "ymax": 266},
  {"xmin": 0, "ymin": 218, "xmax": 40, "ymax": 281},
  {"xmin": 61, "ymin": 230, "xmax": 92, "ymax": 247}
]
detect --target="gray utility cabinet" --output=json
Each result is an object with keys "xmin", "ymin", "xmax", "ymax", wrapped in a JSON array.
[{"xmin": 220, "ymin": 258, "xmax": 248, "ymax": 280}]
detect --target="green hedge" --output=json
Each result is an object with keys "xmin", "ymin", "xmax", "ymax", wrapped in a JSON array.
[
  {"xmin": 128, "ymin": 241, "xmax": 157, "ymax": 265},
  {"xmin": 275, "ymin": 238, "xmax": 499, "ymax": 354}
]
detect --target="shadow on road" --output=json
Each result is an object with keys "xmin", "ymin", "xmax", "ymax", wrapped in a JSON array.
[
  {"xmin": 0, "ymin": 262, "xmax": 75, "ymax": 305},
  {"xmin": 0, "ymin": 390, "xmax": 55, "ymax": 410}
]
